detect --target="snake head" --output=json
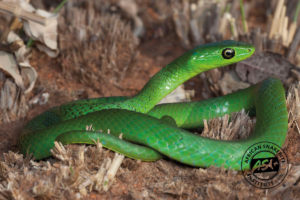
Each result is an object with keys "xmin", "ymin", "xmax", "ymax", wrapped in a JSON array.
[{"xmin": 188, "ymin": 40, "xmax": 255, "ymax": 72}]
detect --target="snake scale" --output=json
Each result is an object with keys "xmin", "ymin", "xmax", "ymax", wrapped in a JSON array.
[{"xmin": 19, "ymin": 40, "xmax": 288, "ymax": 170}]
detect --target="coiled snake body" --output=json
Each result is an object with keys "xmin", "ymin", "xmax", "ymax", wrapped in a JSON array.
[{"xmin": 19, "ymin": 40, "xmax": 288, "ymax": 170}]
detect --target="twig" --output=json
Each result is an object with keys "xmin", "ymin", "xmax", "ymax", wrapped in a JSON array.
[
  {"xmin": 278, "ymin": 5, "xmax": 286, "ymax": 38},
  {"xmin": 53, "ymin": 0, "xmax": 68, "ymax": 14},
  {"xmin": 287, "ymin": 22, "xmax": 297, "ymax": 46},
  {"xmin": 0, "ymin": 2, "xmax": 46, "ymax": 25},
  {"xmin": 288, "ymin": 27, "xmax": 300, "ymax": 60},
  {"xmin": 239, "ymin": 0, "xmax": 248, "ymax": 34},
  {"xmin": 269, "ymin": 0, "xmax": 284, "ymax": 39},
  {"xmin": 228, "ymin": 14, "xmax": 238, "ymax": 39},
  {"xmin": 293, "ymin": 0, "xmax": 300, "ymax": 23}
]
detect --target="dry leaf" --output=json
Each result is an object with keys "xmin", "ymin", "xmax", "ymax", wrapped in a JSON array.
[
  {"xmin": 236, "ymin": 52, "xmax": 294, "ymax": 84},
  {"xmin": 19, "ymin": 61, "xmax": 37, "ymax": 94},
  {"xmin": 0, "ymin": 51, "xmax": 24, "ymax": 90},
  {"xmin": 6, "ymin": 32, "xmax": 37, "ymax": 94},
  {"xmin": 23, "ymin": 9, "xmax": 58, "ymax": 57}
]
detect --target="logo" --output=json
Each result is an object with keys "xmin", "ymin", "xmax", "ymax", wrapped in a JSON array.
[{"xmin": 241, "ymin": 141, "xmax": 288, "ymax": 189}]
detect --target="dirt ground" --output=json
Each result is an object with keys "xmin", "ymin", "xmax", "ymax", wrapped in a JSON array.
[{"xmin": 0, "ymin": 0, "xmax": 300, "ymax": 199}]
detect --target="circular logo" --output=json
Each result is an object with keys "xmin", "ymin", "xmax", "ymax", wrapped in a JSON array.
[{"xmin": 241, "ymin": 141, "xmax": 288, "ymax": 189}]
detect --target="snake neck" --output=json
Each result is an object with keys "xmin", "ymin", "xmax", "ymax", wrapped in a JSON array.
[
  {"xmin": 123, "ymin": 52, "xmax": 207, "ymax": 113},
  {"xmin": 120, "ymin": 41, "xmax": 255, "ymax": 114}
]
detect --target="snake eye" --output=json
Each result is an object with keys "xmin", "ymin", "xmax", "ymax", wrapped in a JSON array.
[{"xmin": 222, "ymin": 48, "xmax": 235, "ymax": 59}]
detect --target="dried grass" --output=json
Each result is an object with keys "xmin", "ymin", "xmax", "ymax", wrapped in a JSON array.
[
  {"xmin": 202, "ymin": 109, "xmax": 254, "ymax": 140},
  {"xmin": 59, "ymin": 1, "xmax": 138, "ymax": 93},
  {"xmin": 0, "ymin": 141, "xmax": 123, "ymax": 199}
]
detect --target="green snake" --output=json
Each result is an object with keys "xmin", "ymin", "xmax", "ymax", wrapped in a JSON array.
[{"xmin": 19, "ymin": 40, "xmax": 288, "ymax": 170}]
